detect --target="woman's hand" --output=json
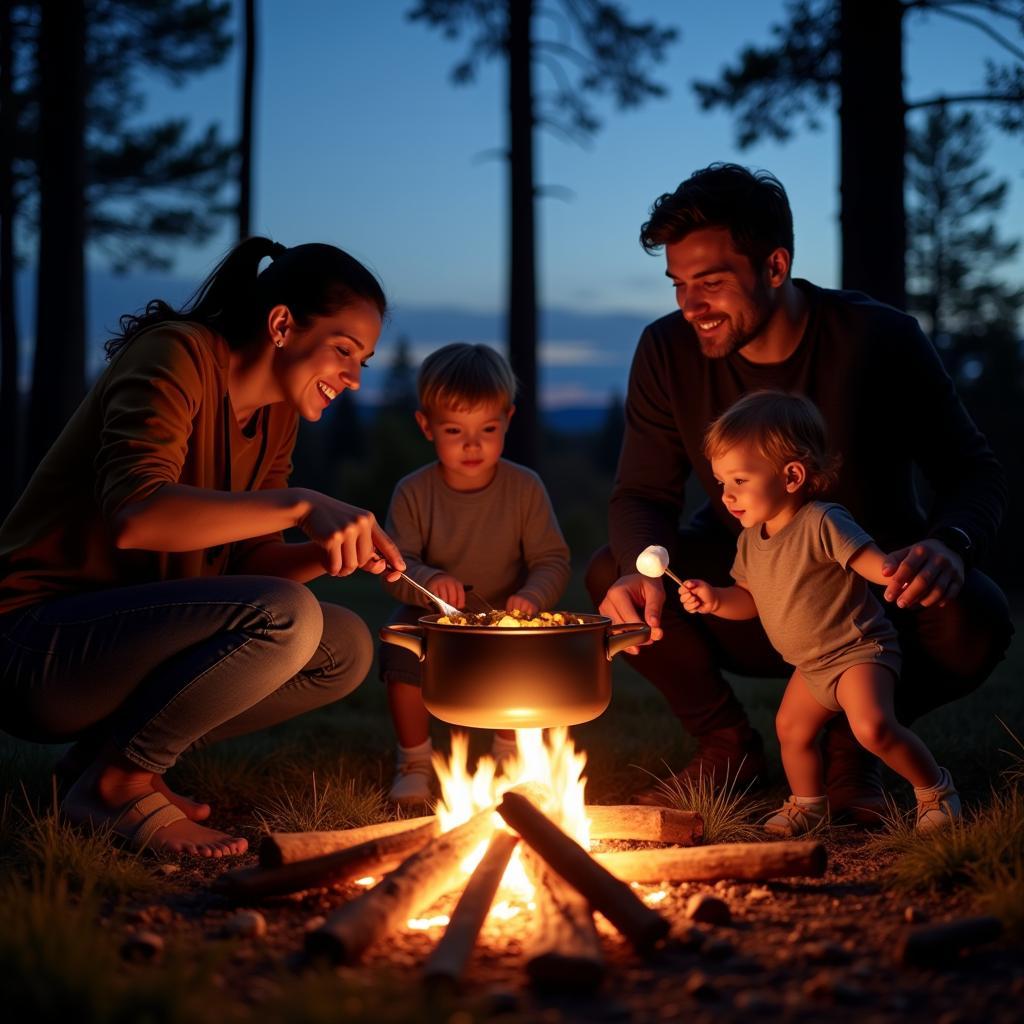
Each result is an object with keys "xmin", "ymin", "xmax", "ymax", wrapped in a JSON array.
[
  {"xmin": 678, "ymin": 578, "xmax": 718, "ymax": 614},
  {"xmin": 296, "ymin": 492, "xmax": 404, "ymax": 579},
  {"xmin": 506, "ymin": 593, "xmax": 539, "ymax": 616},
  {"xmin": 428, "ymin": 573, "xmax": 466, "ymax": 609}
]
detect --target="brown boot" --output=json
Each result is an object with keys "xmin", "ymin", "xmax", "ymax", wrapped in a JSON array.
[
  {"xmin": 824, "ymin": 720, "xmax": 887, "ymax": 826},
  {"xmin": 633, "ymin": 725, "xmax": 766, "ymax": 806}
]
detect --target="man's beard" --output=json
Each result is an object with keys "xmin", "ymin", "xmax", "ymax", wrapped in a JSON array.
[{"xmin": 696, "ymin": 287, "xmax": 774, "ymax": 359}]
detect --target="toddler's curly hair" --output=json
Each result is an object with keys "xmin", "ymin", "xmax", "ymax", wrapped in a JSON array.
[{"xmin": 703, "ymin": 390, "xmax": 840, "ymax": 497}]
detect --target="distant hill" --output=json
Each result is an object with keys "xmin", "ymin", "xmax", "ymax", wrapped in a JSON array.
[{"xmin": 13, "ymin": 269, "xmax": 655, "ymax": 410}]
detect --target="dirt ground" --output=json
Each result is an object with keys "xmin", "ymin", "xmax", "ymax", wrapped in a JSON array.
[{"xmin": 120, "ymin": 827, "xmax": 1023, "ymax": 1024}]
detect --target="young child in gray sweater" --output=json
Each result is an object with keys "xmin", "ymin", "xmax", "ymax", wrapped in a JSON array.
[
  {"xmin": 678, "ymin": 390, "xmax": 960, "ymax": 835},
  {"xmin": 379, "ymin": 343, "xmax": 570, "ymax": 806}
]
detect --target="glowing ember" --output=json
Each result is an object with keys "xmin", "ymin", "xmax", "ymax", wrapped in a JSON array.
[
  {"xmin": 407, "ymin": 914, "xmax": 450, "ymax": 930},
  {"xmin": 354, "ymin": 876, "xmax": 376, "ymax": 887}
]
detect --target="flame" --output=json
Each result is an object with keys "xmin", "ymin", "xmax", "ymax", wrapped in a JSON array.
[{"xmin": 405, "ymin": 727, "xmax": 589, "ymax": 927}]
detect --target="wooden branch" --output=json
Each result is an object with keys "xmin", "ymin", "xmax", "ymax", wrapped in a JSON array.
[
  {"xmin": 521, "ymin": 845, "xmax": 604, "ymax": 992},
  {"xmin": 594, "ymin": 840, "xmax": 827, "ymax": 883},
  {"xmin": 898, "ymin": 915, "xmax": 1004, "ymax": 967},
  {"xmin": 305, "ymin": 808, "xmax": 496, "ymax": 965},
  {"xmin": 586, "ymin": 805, "xmax": 703, "ymax": 845},
  {"xmin": 216, "ymin": 819, "xmax": 441, "ymax": 901},
  {"xmin": 497, "ymin": 790, "xmax": 669, "ymax": 953},
  {"xmin": 260, "ymin": 816, "xmax": 435, "ymax": 867},
  {"xmin": 421, "ymin": 829, "xmax": 519, "ymax": 990}
]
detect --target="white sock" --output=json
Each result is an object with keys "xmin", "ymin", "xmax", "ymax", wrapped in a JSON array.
[
  {"xmin": 397, "ymin": 738, "xmax": 433, "ymax": 764},
  {"xmin": 793, "ymin": 794, "xmax": 827, "ymax": 806},
  {"xmin": 914, "ymin": 766, "xmax": 952, "ymax": 798}
]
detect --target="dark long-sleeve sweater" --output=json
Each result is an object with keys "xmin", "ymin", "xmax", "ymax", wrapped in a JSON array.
[{"xmin": 609, "ymin": 280, "xmax": 1006, "ymax": 575}]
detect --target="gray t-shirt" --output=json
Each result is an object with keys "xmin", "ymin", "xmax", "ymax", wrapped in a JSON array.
[
  {"xmin": 384, "ymin": 459, "xmax": 570, "ymax": 610},
  {"xmin": 731, "ymin": 501, "xmax": 899, "ymax": 681}
]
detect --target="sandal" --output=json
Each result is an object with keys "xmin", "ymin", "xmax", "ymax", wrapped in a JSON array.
[{"xmin": 108, "ymin": 791, "xmax": 188, "ymax": 853}]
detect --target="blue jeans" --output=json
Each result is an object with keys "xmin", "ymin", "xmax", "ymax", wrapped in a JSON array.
[{"xmin": 0, "ymin": 575, "xmax": 372, "ymax": 773}]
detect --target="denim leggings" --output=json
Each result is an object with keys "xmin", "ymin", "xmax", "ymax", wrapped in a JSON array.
[{"xmin": 0, "ymin": 575, "xmax": 373, "ymax": 773}]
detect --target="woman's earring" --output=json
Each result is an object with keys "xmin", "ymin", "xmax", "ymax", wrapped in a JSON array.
[{"xmin": 274, "ymin": 336, "xmax": 284, "ymax": 348}]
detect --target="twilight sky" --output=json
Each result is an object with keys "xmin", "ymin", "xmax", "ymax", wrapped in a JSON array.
[{"xmin": 93, "ymin": 0, "xmax": 1024, "ymax": 404}]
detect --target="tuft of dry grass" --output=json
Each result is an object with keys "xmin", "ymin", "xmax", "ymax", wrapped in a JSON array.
[
  {"xmin": 254, "ymin": 770, "xmax": 390, "ymax": 835},
  {"xmin": 637, "ymin": 758, "xmax": 770, "ymax": 845}
]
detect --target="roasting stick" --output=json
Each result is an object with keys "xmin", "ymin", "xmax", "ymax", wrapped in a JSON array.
[{"xmin": 421, "ymin": 829, "xmax": 520, "ymax": 990}]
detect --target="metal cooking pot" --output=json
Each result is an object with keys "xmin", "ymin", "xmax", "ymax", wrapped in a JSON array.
[{"xmin": 379, "ymin": 613, "xmax": 650, "ymax": 729}]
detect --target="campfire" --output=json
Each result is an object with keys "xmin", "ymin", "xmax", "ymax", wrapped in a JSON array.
[{"xmin": 219, "ymin": 729, "xmax": 827, "ymax": 992}]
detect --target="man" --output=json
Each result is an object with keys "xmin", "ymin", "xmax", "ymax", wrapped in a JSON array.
[{"xmin": 588, "ymin": 163, "xmax": 1013, "ymax": 819}]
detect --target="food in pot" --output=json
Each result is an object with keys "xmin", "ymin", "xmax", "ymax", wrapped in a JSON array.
[{"xmin": 436, "ymin": 609, "xmax": 588, "ymax": 628}]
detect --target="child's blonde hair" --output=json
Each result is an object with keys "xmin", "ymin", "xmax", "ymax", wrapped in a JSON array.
[
  {"xmin": 417, "ymin": 343, "xmax": 518, "ymax": 414},
  {"xmin": 703, "ymin": 390, "xmax": 840, "ymax": 497}
]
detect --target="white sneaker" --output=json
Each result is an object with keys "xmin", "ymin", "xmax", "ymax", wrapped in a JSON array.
[
  {"xmin": 388, "ymin": 759, "xmax": 434, "ymax": 808},
  {"xmin": 764, "ymin": 796, "xmax": 828, "ymax": 837},
  {"xmin": 915, "ymin": 767, "xmax": 961, "ymax": 831}
]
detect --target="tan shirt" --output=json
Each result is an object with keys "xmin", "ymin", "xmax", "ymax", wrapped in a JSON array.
[
  {"xmin": 383, "ymin": 460, "xmax": 571, "ymax": 611},
  {"xmin": 0, "ymin": 323, "xmax": 298, "ymax": 615},
  {"xmin": 731, "ymin": 501, "xmax": 899, "ymax": 676}
]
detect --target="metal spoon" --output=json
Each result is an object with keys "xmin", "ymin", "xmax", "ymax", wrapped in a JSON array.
[{"xmin": 376, "ymin": 552, "xmax": 461, "ymax": 618}]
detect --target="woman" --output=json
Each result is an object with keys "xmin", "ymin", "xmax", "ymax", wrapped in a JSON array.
[{"xmin": 0, "ymin": 237, "xmax": 405, "ymax": 857}]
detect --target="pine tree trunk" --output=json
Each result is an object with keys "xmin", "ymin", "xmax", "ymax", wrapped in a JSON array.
[
  {"xmin": 28, "ymin": 0, "xmax": 87, "ymax": 473},
  {"xmin": 505, "ymin": 0, "xmax": 538, "ymax": 468},
  {"xmin": 0, "ymin": 0, "xmax": 21, "ymax": 513},
  {"xmin": 838, "ymin": 0, "xmax": 906, "ymax": 309},
  {"xmin": 238, "ymin": 0, "xmax": 256, "ymax": 239}
]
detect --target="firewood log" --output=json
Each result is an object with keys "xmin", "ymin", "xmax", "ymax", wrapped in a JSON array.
[
  {"xmin": 216, "ymin": 819, "xmax": 441, "ymax": 901},
  {"xmin": 260, "ymin": 816, "xmax": 435, "ymax": 867},
  {"xmin": 421, "ymin": 829, "xmax": 519, "ymax": 989},
  {"xmin": 594, "ymin": 840, "xmax": 827, "ymax": 882},
  {"xmin": 521, "ymin": 845, "xmax": 604, "ymax": 992},
  {"xmin": 305, "ymin": 808, "xmax": 497, "ymax": 965},
  {"xmin": 497, "ymin": 790, "xmax": 670, "ymax": 953},
  {"xmin": 586, "ymin": 805, "xmax": 703, "ymax": 845}
]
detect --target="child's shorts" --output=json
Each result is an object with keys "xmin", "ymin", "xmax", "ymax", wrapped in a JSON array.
[
  {"xmin": 378, "ymin": 603, "xmax": 429, "ymax": 688},
  {"xmin": 800, "ymin": 643, "xmax": 903, "ymax": 712}
]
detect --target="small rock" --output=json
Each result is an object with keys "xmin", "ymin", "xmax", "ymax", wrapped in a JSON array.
[
  {"xmin": 745, "ymin": 887, "xmax": 772, "ymax": 902},
  {"xmin": 121, "ymin": 930, "xmax": 164, "ymax": 963},
  {"xmin": 157, "ymin": 863, "xmax": 180, "ymax": 876},
  {"xmin": 734, "ymin": 990, "xmax": 779, "ymax": 1013},
  {"xmin": 686, "ymin": 893, "xmax": 731, "ymax": 925},
  {"xmin": 225, "ymin": 910, "xmax": 266, "ymax": 939},
  {"xmin": 904, "ymin": 905, "xmax": 927, "ymax": 923},
  {"xmin": 303, "ymin": 915, "xmax": 326, "ymax": 932},
  {"xmin": 803, "ymin": 940, "xmax": 851, "ymax": 965},
  {"xmin": 684, "ymin": 970, "xmax": 718, "ymax": 1000}
]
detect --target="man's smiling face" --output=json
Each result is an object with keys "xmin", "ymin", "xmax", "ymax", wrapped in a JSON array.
[{"xmin": 665, "ymin": 226, "xmax": 778, "ymax": 359}]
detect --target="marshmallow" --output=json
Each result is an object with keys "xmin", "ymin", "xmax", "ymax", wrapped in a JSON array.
[{"xmin": 636, "ymin": 545, "xmax": 671, "ymax": 578}]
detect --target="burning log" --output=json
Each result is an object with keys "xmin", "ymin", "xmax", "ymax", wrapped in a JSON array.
[
  {"xmin": 521, "ymin": 845, "xmax": 604, "ymax": 992},
  {"xmin": 305, "ymin": 807, "xmax": 497, "ymax": 965},
  {"xmin": 898, "ymin": 915, "xmax": 1004, "ymax": 967},
  {"xmin": 594, "ymin": 840, "xmax": 827, "ymax": 883},
  {"xmin": 259, "ymin": 804, "xmax": 702, "ymax": 869},
  {"xmin": 217, "ymin": 819, "xmax": 441, "ymax": 901},
  {"xmin": 421, "ymin": 829, "xmax": 520, "ymax": 990},
  {"xmin": 259, "ymin": 816, "xmax": 435, "ymax": 867},
  {"xmin": 497, "ymin": 790, "xmax": 670, "ymax": 953}
]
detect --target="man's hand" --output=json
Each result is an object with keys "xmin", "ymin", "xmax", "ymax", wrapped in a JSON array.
[
  {"xmin": 598, "ymin": 572, "xmax": 665, "ymax": 654},
  {"xmin": 678, "ymin": 579, "xmax": 719, "ymax": 614},
  {"xmin": 506, "ymin": 593, "xmax": 539, "ymax": 616},
  {"xmin": 428, "ymin": 573, "xmax": 467, "ymax": 610},
  {"xmin": 882, "ymin": 539, "xmax": 964, "ymax": 609}
]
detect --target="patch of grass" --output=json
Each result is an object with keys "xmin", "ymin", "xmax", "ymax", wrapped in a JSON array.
[
  {"xmin": 997, "ymin": 715, "xmax": 1024, "ymax": 787},
  {"xmin": 255, "ymin": 770, "xmax": 390, "ymax": 834},
  {"xmin": 637, "ymin": 759, "xmax": 770, "ymax": 844}
]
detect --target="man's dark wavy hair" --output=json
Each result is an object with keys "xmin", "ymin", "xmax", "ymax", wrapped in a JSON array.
[{"xmin": 640, "ymin": 163, "xmax": 795, "ymax": 269}]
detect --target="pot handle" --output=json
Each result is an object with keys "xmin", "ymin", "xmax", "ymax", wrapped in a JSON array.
[
  {"xmin": 605, "ymin": 621, "xmax": 651, "ymax": 661},
  {"xmin": 379, "ymin": 623, "xmax": 426, "ymax": 662}
]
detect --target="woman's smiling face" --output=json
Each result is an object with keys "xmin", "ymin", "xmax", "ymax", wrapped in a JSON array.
[{"xmin": 271, "ymin": 298, "xmax": 382, "ymax": 421}]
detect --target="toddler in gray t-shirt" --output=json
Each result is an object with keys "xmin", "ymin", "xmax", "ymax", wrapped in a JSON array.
[{"xmin": 678, "ymin": 391, "xmax": 960, "ymax": 836}]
